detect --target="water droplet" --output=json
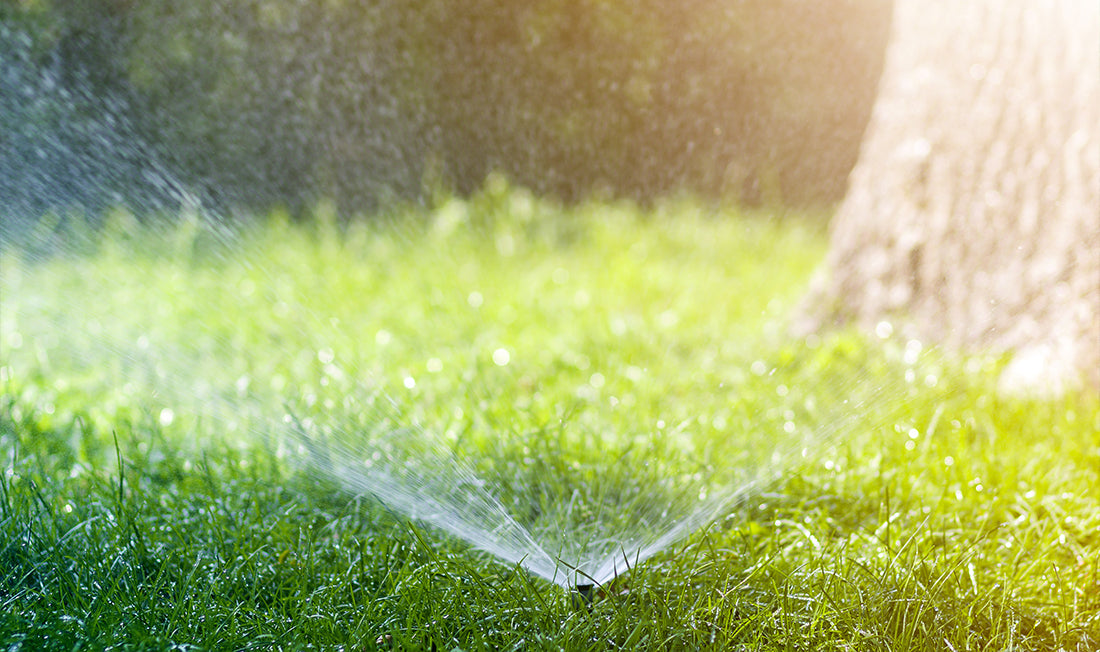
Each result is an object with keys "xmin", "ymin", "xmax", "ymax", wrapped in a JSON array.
[
  {"xmin": 624, "ymin": 365, "xmax": 644, "ymax": 382},
  {"xmin": 495, "ymin": 233, "xmax": 515, "ymax": 256},
  {"xmin": 589, "ymin": 373, "xmax": 605, "ymax": 388},
  {"xmin": 875, "ymin": 321, "xmax": 893, "ymax": 339},
  {"xmin": 317, "ymin": 348, "xmax": 335, "ymax": 364},
  {"xmin": 944, "ymin": 456, "xmax": 955, "ymax": 467},
  {"xmin": 403, "ymin": 376, "xmax": 416, "ymax": 389},
  {"xmin": 159, "ymin": 408, "xmax": 175, "ymax": 427},
  {"xmin": 904, "ymin": 339, "xmax": 922, "ymax": 365},
  {"xmin": 750, "ymin": 360, "xmax": 767, "ymax": 376},
  {"xmin": 492, "ymin": 348, "xmax": 510, "ymax": 366}
]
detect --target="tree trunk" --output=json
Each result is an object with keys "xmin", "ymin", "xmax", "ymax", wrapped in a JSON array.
[{"xmin": 800, "ymin": 0, "xmax": 1099, "ymax": 394}]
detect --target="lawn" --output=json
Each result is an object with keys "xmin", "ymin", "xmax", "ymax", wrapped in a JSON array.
[{"xmin": 2, "ymin": 185, "xmax": 1098, "ymax": 650}]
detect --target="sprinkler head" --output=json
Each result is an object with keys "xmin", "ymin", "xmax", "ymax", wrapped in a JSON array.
[{"xmin": 572, "ymin": 583, "xmax": 594, "ymax": 610}]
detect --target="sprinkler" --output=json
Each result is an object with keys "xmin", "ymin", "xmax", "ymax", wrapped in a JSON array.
[{"xmin": 572, "ymin": 583, "xmax": 595, "ymax": 610}]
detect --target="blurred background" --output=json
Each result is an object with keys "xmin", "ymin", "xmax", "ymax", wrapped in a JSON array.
[{"xmin": 0, "ymin": 0, "xmax": 891, "ymax": 224}]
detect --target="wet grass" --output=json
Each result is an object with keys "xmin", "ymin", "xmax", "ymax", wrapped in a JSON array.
[{"xmin": 2, "ymin": 186, "xmax": 1098, "ymax": 650}]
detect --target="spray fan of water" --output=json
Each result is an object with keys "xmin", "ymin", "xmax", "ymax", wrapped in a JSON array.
[
  {"xmin": 282, "ymin": 405, "xmax": 771, "ymax": 589},
  {"xmin": 274, "ymin": 360, "xmax": 890, "ymax": 592}
]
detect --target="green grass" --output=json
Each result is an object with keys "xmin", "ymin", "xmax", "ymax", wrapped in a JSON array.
[{"xmin": 2, "ymin": 186, "xmax": 1098, "ymax": 650}]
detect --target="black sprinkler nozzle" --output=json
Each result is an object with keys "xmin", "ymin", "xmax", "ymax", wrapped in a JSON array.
[{"xmin": 573, "ymin": 583, "xmax": 594, "ymax": 610}]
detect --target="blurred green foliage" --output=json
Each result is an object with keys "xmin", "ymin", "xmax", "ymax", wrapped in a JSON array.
[{"xmin": 4, "ymin": 0, "xmax": 890, "ymax": 217}]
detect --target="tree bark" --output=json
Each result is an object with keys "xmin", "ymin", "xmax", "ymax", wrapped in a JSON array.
[{"xmin": 800, "ymin": 0, "xmax": 1100, "ymax": 394}]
